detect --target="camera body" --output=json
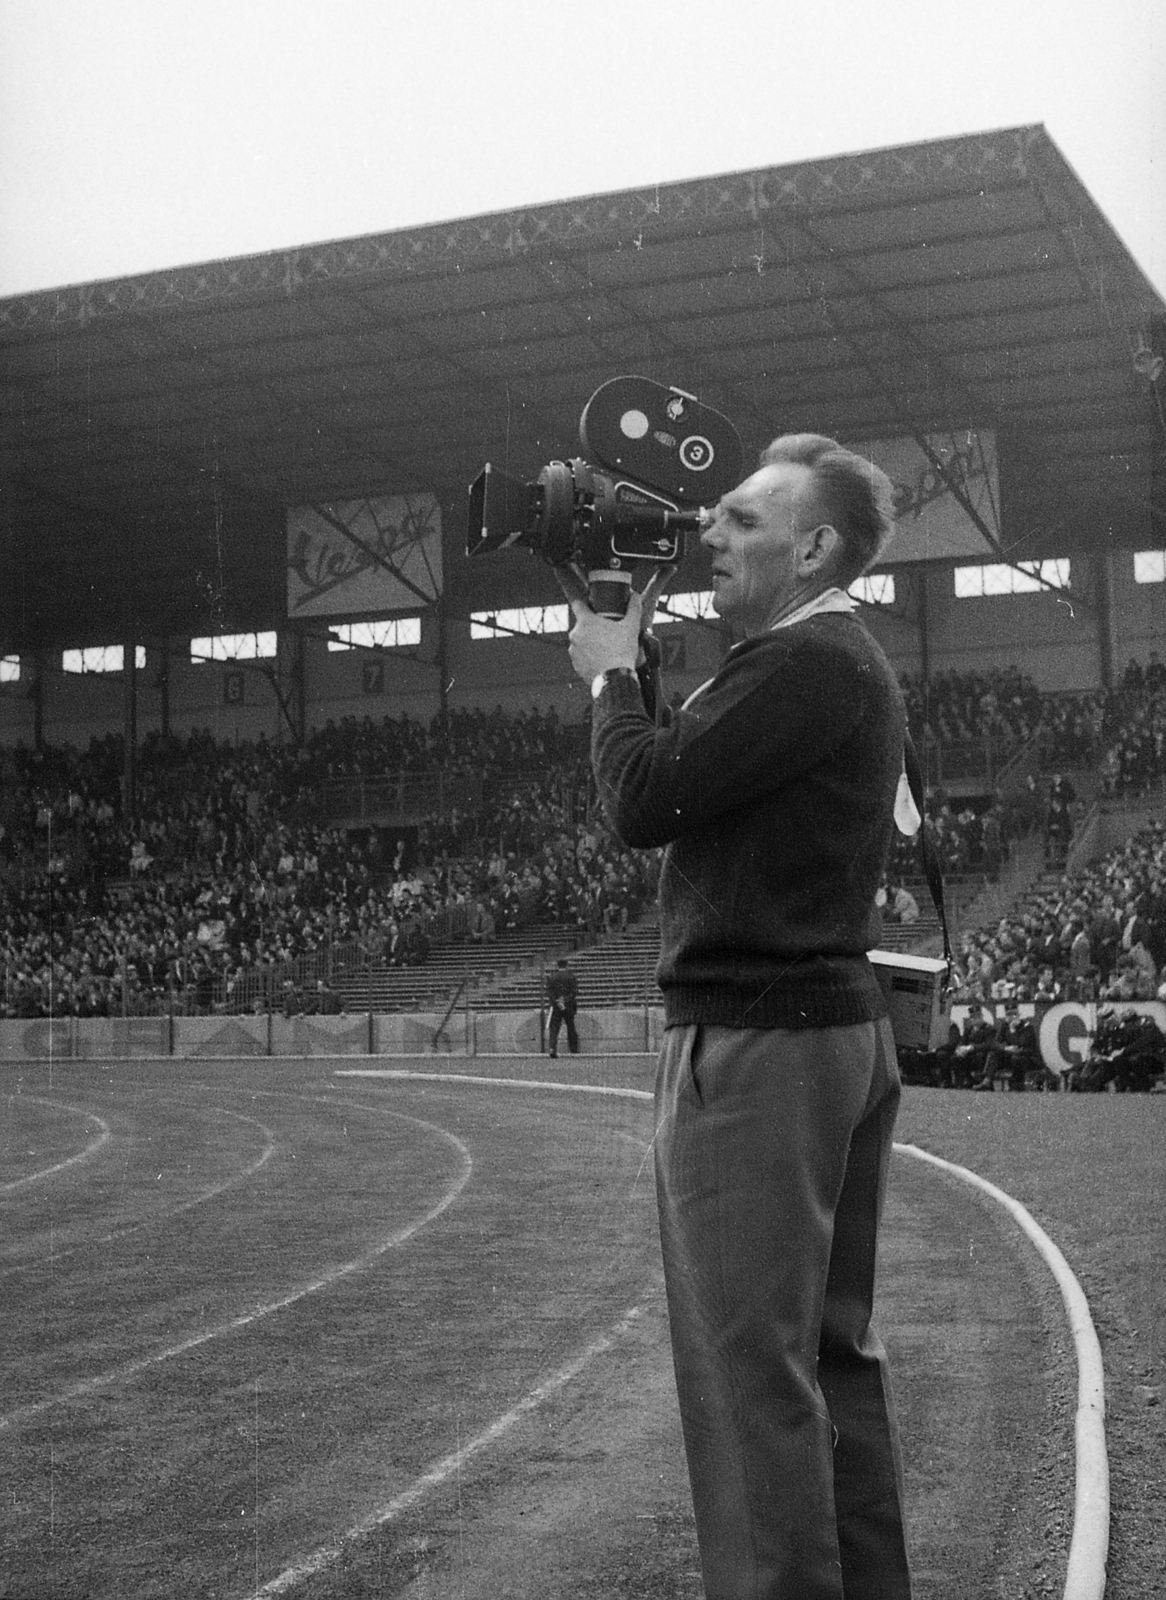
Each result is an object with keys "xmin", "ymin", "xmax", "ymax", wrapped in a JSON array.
[{"xmin": 467, "ymin": 376, "xmax": 742, "ymax": 616}]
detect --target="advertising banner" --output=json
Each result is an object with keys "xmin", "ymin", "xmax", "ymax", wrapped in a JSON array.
[
  {"xmin": 471, "ymin": 1008, "xmax": 663, "ymax": 1056},
  {"xmin": 286, "ymin": 493, "xmax": 442, "ymax": 619},
  {"xmin": 1035, "ymin": 1000, "xmax": 1166, "ymax": 1076},
  {"xmin": 373, "ymin": 1012, "xmax": 470, "ymax": 1055},
  {"xmin": 857, "ymin": 429, "xmax": 1001, "ymax": 565},
  {"xmin": 950, "ymin": 999, "xmax": 1166, "ymax": 1076},
  {"xmin": 175, "ymin": 1016, "xmax": 270, "ymax": 1057},
  {"xmin": 0, "ymin": 1017, "xmax": 77, "ymax": 1060}
]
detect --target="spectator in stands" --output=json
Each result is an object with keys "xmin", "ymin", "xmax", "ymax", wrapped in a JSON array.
[
  {"xmin": 309, "ymin": 977, "xmax": 344, "ymax": 1014},
  {"xmin": 568, "ymin": 432, "xmax": 912, "ymax": 1595},
  {"xmin": 1033, "ymin": 966, "xmax": 1061, "ymax": 1004},
  {"xmin": 980, "ymin": 804, "xmax": 1004, "ymax": 875},
  {"xmin": 1045, "ymin": 773, "xmax": 1077, "ymax": 865},
  {"xmin": 1068, "ymin": 922, "xmax": 1094, "ymax": 999},
  {"xmin": 545, "ymin": 958, "xmax": 579, "ymax": 1057},
  {"xmin": 884, "ymin": 882, "xmax": 920, "ymax": 923}
]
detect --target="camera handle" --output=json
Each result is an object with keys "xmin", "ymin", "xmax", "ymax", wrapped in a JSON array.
[
  {"xmin": 586, "ymin": 570, "xmax": 635, "ymax": 619},
  {"xmin": 556, "ymin": 563, "xmax": 674, "ymax": 726}
]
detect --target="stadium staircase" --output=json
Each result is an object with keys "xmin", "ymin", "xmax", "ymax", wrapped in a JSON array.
[
  {"xmin": 330, "ymin": 922, "xmax": 579, "ymax": 1014},
  {"xmin": 478, "ymin": 918, "xmax": 663, "ymax": 1011}
]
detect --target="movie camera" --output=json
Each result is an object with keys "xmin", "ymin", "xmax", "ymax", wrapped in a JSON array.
[{"xmin": 466, "ymin": 376, "xmax": 743, "ymax": 616}]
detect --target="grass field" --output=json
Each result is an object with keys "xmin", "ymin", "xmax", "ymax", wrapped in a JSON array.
[{"xmin": 2, "ymin": 1056, "xmax": 1162, "ymax": 1599}]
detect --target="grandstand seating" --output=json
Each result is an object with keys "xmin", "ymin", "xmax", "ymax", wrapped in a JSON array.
[{"xmin": 6, "ymin": 666, "xmax": 1165, "ymax": 1022}]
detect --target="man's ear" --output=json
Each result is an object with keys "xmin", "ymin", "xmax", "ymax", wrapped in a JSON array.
[{"xmin": 797, "ymin": 522, "xmax": 842, "ymax": 577}]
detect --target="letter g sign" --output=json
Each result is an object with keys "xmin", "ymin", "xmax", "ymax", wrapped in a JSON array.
[{"xmin": 1038, "ymin": 1002, "xmax": 1092, "ymax": 1076}]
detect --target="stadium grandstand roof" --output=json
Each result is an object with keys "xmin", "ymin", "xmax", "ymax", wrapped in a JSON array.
[{"xmin": 1, "ymin": 122, "xmax": 1163, "ymax": 656}]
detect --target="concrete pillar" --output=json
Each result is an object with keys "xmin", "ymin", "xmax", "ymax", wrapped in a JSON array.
[
  {"xmin": 1091, "ymin": 550, "xmax": 1117, "ymax": 690},
  {"xmin": 30, "ymin": 652, "xmax": 44, "ymax": 750},
  {"xmin": 916, "ymin": 566, "xmax": 931, "ymax": 688},
  {"xmin": 123, "ymin": 640, "xmax": 137, "ymax": 822},
  {"xmin": 158, "ymin": 640, "xmax": 170, "ymax": 739}
]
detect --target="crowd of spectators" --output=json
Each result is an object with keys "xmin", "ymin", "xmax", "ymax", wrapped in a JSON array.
[
  {"xmin": 952, "ymin": 818, "xmax": 1166, "ymax": 1006},
  {"xmin": 1035, "ymin": 653, "xmax": 1166, "ymax": 799},
  {"xmin": 1095, "ymin": 654, "xmax": 1166, "ymax": 799},
  {"xmin": 900, "ymin": 664, "xmax": 1045, "ymax": 750},
  {"xmin": 5, "ymin": 659, "xmax": 1166, "ymax": 1024},
  {"xmin": 0, "ymin": 709, "xmax": 652, "ymax": 1020},
  {"xmin": 883, "ymin": 790, "xmax": 1012, "ymax": 887}
]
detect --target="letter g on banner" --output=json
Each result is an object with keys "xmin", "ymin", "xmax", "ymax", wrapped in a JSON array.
[{"xmin": 1038, "ymin": 1002, "xmax": 1092, "ymax": 1075}]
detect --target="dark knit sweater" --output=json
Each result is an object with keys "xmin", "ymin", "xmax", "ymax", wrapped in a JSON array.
[{"xmin": 592, "ymin": 611, "xmax": 906, "ymax": 1029}]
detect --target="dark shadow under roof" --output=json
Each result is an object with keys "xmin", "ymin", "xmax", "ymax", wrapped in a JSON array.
[{"xmin": 1, "ymin": 123, "xmax": 1163, "ymax": 653}]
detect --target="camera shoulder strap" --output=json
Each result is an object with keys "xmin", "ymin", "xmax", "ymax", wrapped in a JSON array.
[
  {"xmin": 637, "ymin": 628, "xmax": 665, "ymax": 724},
  {"xmin": 903, "ymin": 732, "xmax": 954, "ymax": 974}
]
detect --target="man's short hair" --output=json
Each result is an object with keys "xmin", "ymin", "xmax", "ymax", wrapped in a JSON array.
[{"xmin": 761, "ymin": 433, "xmax": 896, "ymax": 585}]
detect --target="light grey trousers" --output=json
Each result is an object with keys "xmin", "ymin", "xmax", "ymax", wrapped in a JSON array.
[{"xmin": 654, "ymin": 1018, "xmax": 912, "ymax": 1600}]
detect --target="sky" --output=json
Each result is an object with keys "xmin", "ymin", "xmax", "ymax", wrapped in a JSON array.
[{"xmin": 0, "ymin": 0, "xmax": 1163, "ymax": 302}]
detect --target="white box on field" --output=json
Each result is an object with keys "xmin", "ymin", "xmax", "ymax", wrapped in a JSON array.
[{"xmin": 868, "ymin": 950, "xmax": 951, "ymax": 1052}]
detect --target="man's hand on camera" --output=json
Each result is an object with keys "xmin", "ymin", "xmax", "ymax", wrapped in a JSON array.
[
  {"xmin": 567, "ymin": 590, "xmax": 644, "ymax": 684},
  {"xmin": 563, "ymin": 568, "xmax": 672, "ymax": 685}
]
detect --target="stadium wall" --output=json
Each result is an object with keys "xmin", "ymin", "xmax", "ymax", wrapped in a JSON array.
[
  {"xmin": 3, "ymin": 1003, "xmax": 1159, "ymax": 1070},
  {"xmin": 1, "ymin": 555, "xmax": 1163, "ymax": 747},
  {"xmin": 0, "ymin": 1007, "xmax": 667, "ymax": 1061}
]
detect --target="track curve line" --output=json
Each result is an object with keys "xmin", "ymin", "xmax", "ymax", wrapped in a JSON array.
[
  {"xmin": 249, "ymin": 1294, "xmax": 656, "ymax": 1599},
  {"xmin": 0, "ymin": 1097, "xmax": 111, "ymax": 1193},
  {"xmin": 0, "ymin": 1105, "xmax": 278, "ymax": 1280},
  {"xmin": 895, "ymin": 1142, "xmax": 1108, "ymax": 1600},
  {"xmin": 0, "ymin": 1105, "xmax": 472, "ymax": 1434}
]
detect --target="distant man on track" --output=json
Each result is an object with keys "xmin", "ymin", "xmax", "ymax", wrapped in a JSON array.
[
  {"xmin": 546, "ymin": 956, "xmax": 580, "ymax": 1057},
  {"xmin": 568, "ymin": 433, "xmax": 913, "ymax": 1599}
]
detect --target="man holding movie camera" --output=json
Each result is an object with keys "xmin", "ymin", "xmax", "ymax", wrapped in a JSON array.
[{"xmin": 568, "ymin": 433, "xmax": 913, "ymax": 1599}]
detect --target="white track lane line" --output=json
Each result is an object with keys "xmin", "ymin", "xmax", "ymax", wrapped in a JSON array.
[
  {"xmin": 249, "ymin": 1296, "xmax": 655, "ymax": 1599},
  {"xmin": 896, "ymin": 1143, "xmax": 1108, "ymax": 1600},
  {"xmin": 0, "ymin": 1106, "xmax": 472, "ymax": 1433},
  {"xmin": 1, "ymin": 1097, "xmax": 111, "ymax": 1193},
  {"xmin": 347, "ymin": 1072, "xmax": 1108, "ymax": 1600},
  {"xmin": 0, "ymin": 1107, "xmax": 278, "ymax": 1279},
  {"xmin": 336, "ymin": 1069, "xmax": 652, "ymax": 1100}
]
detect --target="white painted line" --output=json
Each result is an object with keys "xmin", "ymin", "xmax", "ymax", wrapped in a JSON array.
[
  {"xmin": 337, "ymin": 1068, "xmax": 653, "ymax": 1101},
  {"xmin": 896, "ymin": 1142, "xmax": 1108, "ymax": 1600},
  {"xmin": 249, "ymin": 1297, "xmax": 654, "ymax": 1598},
  {"xmin": 0, "ymin": 1098, "xmax": 111, "ymax": 1192},
  {"xmin": 0, "ymin": 1107, "xmax": 278, "ymax": 1280},
  {"xmin": 0, "ymin": 1106, "xmax": 472, "ymax": 1433}
]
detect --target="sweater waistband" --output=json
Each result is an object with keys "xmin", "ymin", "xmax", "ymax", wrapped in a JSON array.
[{"xmin": 661, "ymin": 958, "xmax": 886, "ymax": 1032}]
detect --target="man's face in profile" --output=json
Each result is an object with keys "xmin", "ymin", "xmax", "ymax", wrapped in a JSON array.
[{"xmin": 701, "ymin": 460, "xmax": 815, "ymax": 635}]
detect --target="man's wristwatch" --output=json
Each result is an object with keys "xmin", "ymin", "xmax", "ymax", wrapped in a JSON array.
[{"xmin": 590, "ymin": 667, "xmax": 637, "ymax": 700}]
